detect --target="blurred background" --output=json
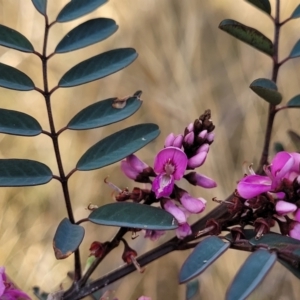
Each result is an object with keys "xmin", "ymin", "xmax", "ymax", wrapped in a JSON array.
[{"xmin": 0, "ymin": 0, "xmax": 300, "ymax": 299}]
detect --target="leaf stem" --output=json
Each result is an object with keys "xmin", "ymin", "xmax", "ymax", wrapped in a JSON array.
[{"xmin": 41, "ymin": 14, "xmax": 82, "ymax": 281}]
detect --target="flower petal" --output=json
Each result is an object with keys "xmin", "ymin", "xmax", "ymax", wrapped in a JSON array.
[
  {"xmin": 173, "ymin": 134, "xmax": 184, "ymax": 148},
  {"xmin": 176, "ymin": 222, "xmax": 192, "ymax": 239},
  {"xmin": 153, "ymin": 147, "xmax": 188, "ymax": 180},
  {"xmin": 180, "ymin": 193, "xmax": 206, "ymax": 213},
  {"xmin": 271, "ymin": 151, "xmax": 294, "ymax": 180},
  {"xmin": 289, "ymin": 221, "xmax": 300, "ymax": 240},
  {"xmin": 237, "ymin": 175, "xmax": 272, "ymax": 199},
  {"xmin": 275, "ymin": 200, "xmax": 297, "ymax": 215},
  {"xmin": 164, "ymin": 133, "xmax": 176, "ymax": 147},
  {"xmin": 184, "ymin": 172, "xmax": 217, "ymax": 188},
  {"xmin": 126, "ymin": 154, "xmax": 148, "ymax": 172},
  {"xmin": 163, "ymin": 200, "xmax": 187, "ymax": 224},
  {"xmin": 187, "ymin": 152, "xmax": 207, "ymax": 169},
  {"xmin": 121, "ymin": 160, "xmax": 139, "ymax": 180},
  {"xmin": 152, "ymin": 174, "xmax": 174, "ymax": 198}
]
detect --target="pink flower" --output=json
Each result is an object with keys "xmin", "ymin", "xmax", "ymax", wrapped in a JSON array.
[
  {"xmin": 176, "ymin": 222, "xmax": 192, "ymax": 239},
  {"xmin": 121, "ymin": 154, "xmax": 148, "ymax": 180},
  {"xmin": 163, "ymin": 199, "xmax": 187, "ymax": 224},
  {"xmin": 179, "ymin": 193, "xmax": 206, "ymax": 213},
  {"xmin": 183, "ymin": 172, "xmax": 217, "ymax": 188},
  {"xmin": 138, "ymin": 297, "xmax": 151, "ymax": 300},
  {"xmin": 187, "ymin": 152, "xmax": 207, "ymax": 169},
  {"xmin": 237, "ymin": 151, "xmax": 299, "ymax": 199},
  {"xmin": 275, "ymin": 200, "xmax": 297, "ymax": 216},
  {"xmin": 289, "ymin": 221, "xmax": 300, "ymax": 240},
  {"xmin": 0, "ymin": 267, "xmax": 31, "ymax": 300},
  {"xmin": 152, "ymin": 147, "xmax": 188, "ymax": 198},
  {"xmin": 164, "ymin": 133, "xmax": 184, "ymax": 148}
]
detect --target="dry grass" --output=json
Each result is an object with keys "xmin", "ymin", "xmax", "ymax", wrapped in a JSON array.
[{"xmin": 0, "ymin": 0, "xmax": 300, "ymax": 299}]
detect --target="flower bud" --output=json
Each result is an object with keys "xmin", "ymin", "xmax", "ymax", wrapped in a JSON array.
[
  {"xmin": 206, "ymin": 132, "xmax": 215, "ymax": 143},
  {"xmin": 164, "ymin": 133, "xmax": 176, "ymax": 147},
  {"xmin": 198, "ymin": 129, "xmax": 208, "ymax": 139},
  {"xmin": 275, "ymin": 200, "xmax": 297, "ymax": 216},
  {"xmin": 162, "ymin": 199, "xmax": 187, "ymax": 224},
  {"xmin": 179, "ymin": 192, "xmax": 206, "ymax": 213},
  {"xmin": 187, "ymin": 122, "xmax": 194, "ymax": 132},
  {"xmin": 184, "ymin": 132, "xmax": 194, "ymax": 145},
  {"xmin": 183, "ymin": 172, "xmax": 217, "ymax": 188},
  {"xmin": 289, "ymin": 221, "xmax": 300, "ymax": 240},
  {"xmin": 187, "ymin": 152, "xmax": 207, "ymax": 169},
  {"xmin": 173, "ymin": 134, "xmax": 184, "ymax": 148},
  {"xmin": 176, "ymin": 222, "xmax": 192, "ymax": 239}
]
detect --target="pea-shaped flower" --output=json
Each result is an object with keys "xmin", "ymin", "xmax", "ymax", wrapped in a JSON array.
[{"xmin": 152, "ymin": 147, "xmax": 188, "ymax": 198}]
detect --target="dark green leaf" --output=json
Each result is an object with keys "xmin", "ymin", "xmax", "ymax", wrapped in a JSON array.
[
  {"xmin": 77, "ymin": 123, "xmax": 159, "ymax": 170},
  {"xmin": 290, "ymin": 40, "xmax": 300, "ymax": 59},
  {"xmin": 56, "ymin": 0, "xmax": 107, "ymax": 22},
  {"xmin": 245, "ymin": 0, "xmax": 271, "ymax": 14},
  {"xmin": 288, "ymin": 130, "xmax": 300, "ymax": 151},
  {"xmin": 88, "ymin": 202, "xmax": 178, "ymax": 230},
  {"xmin": 273, "ymin": 142, "xmax": 285, "ymax": 153},
  {"xmin": 58, "ymin": 48, "xmax": 137, "ymax": 87},
  {"xmin": 31, "ymin": 0, "xmax": 47, "ymax": 16},
  {"xmin": 0, "ymin": 159, "xmax": 52, "ymax": 186},
  {"xmin": 219, "ymin": 19, "xmax": 274, "ymax": 56},
  {"xmin": 226, "ymin": 250, "xmax": 276, "ymax": 300},
  {"xmin": 55, "ymin": 18, "xmax": 118, "ymax": 53},
  {"xmin": 250, "ymin": 78, "xmax": 282, "ymax": 105},
  {"xmin": 287, "ymin": 95, "xmax": 300, "ymax": 107},
  {"xmin": 0, "ymin": 109, "xmax": 42, "ymax": 136},
  {"xmin": 0, "ymin": 63, "xmax": 35, "ymax": 91},
  {"xmin": 0, "ymin": 24, "xmax": 34, "ymax": 52},
  {"xmin": 179, "ymin": 236, "xmax": 230, "ymax": 283},
  {"xmin": 53, "ymin": 218, "xmax": 85, "ymax": 259},
  {"xmin": 186, "ymin": 280, "xmax": 200, "ymax": 300},
  {"xmin": 278, "ymin": 259, "xmax": 300, "ymax": 279},
  {"xmin": 291, "ymin": 4, "xmax": 300, "ymax": 19},
  {"xmin": 68, "ymin": 95, "xmax": 142, "ymax": 130}
]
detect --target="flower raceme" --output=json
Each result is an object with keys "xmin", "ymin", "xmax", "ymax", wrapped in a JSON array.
[
  {"xmin": 237, "ymin": 151, "xmax": 300, "ymax": 240},
  {"xmin": 119, "ymin": 111, "xmax": 217, "ymax": 239}
]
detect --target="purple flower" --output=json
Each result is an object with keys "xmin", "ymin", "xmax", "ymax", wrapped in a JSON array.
[
  {"xmin": 183, "ymin": 172, "xmax": 217, "ymax": 188},
  {"xmin": 0, "ymin": 267, "xmax": 31, "ymax": 300},
  {"xmin": 275, "ymin": 200, "xmax": 297, "ymax": 216},
  {"xmin": 164, "ymin": 133, "xmax": 183, "ymax": 148},
  {"xmin": 163, "ymin": 199, "xmax": 187, "ymax": 224},
  {"xmin": 237, "ymin": 151, "xmax": 298, "ymax": 199},
  {"xmin": 152, "ymin": 147, "xmax": 188, "ymax": 198},
  {"xmin": 289, "ymin": 221, "xmax": 300, "ymax": 240},
  {"xmin": 187, "ymin": 152, "xmax": 207, "ymax": 169},
  {"xmin": 179, "ymin": 192, "xmax": 206, "ymax": 213},
  {"xmin": 121, "ymin": 154, "xmax": 148, "ymax": 180},
  {"xmin": 176, "ymin": 222, "xmax": 192, "ymax": 239}
]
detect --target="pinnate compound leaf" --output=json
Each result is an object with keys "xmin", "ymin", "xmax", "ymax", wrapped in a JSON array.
[
  {"xmin": 288, "ymin": 130, "xmax": 300, "ymax": 151},
  {"xmin": 0, "ymin": 159, "xmax": 52, "ymax": 186},
  {"xmin": 55, "ymin": 18, "xmax": 118, "ymax": 53},
  {"xmin": 0, "ymin": 25, "xmax": 34, "ymax": 52},
  {"xmin": 245, "ymin": 0, "xmax": 271, "ymax": 14},
  {"xmin": 0, "ymin": 109, "xmax": 42, "ymax": 136},
  {"xmin": 0, "ymin": 63, "xmax": 34, "ymax": 91},
  {"xmin": 250, "ymin": 78, "xmax": 282, "ymax": 105},
  {"xmin": 186, "ymin": 280, "xmax": 200, "ymax": 300},
  {"xmin": 53, "ymin": 218, "xmax": 85, "ymax": 259},
  {"xmin": 68, "ymin": 95, "xmax": 142, "ymax": 130},
  {"xmin": 291, "ymin": 4, "xmax": 300, "ymax": 19},
  {"xmin": 287, "ymin": 95, "xmax": 300, "ymax": 107},
  {"xmin": 58, "ymin": 48, "xmax": 137, "ymax": 87},
  {"xmin": 290, "ymin": 40, "xmax": 300, "ymax": 59},
  {"xmin": 219, "ymin": 19, "xmax": 274, "ymax": 56},
  {"xmin": 226, "ymin": 250, "xmax": 276, "ymax": 300},
  {"xmin": 179, "ymin": 236, "xmax": 230, "ymax": 283},
  {"xmin": 88, "ymin": 202, "xmax": 178, "ymax": 230},
  {"xmin": 31, "ymin": 0, "xmax": 47, "ymax": 16},
  {"xmin": 56, "ymin": 0, "xmax": 107, "ymax": 22},
  {"xmin": 77, "ymin": 123, "xmax": 159, "ymax": 170}
]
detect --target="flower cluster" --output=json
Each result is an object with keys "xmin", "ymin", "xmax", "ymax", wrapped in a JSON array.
[
  {"xmin": 237, "ymin": 151, "xmax": 300, "ymax": 240},
  {"xmin": 120, "ymin": 110, "xmax": 216, "ymax": 239},
  {"xmin": 0, "ymin": 267, "xmax": 31, "ymax": 300}
]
